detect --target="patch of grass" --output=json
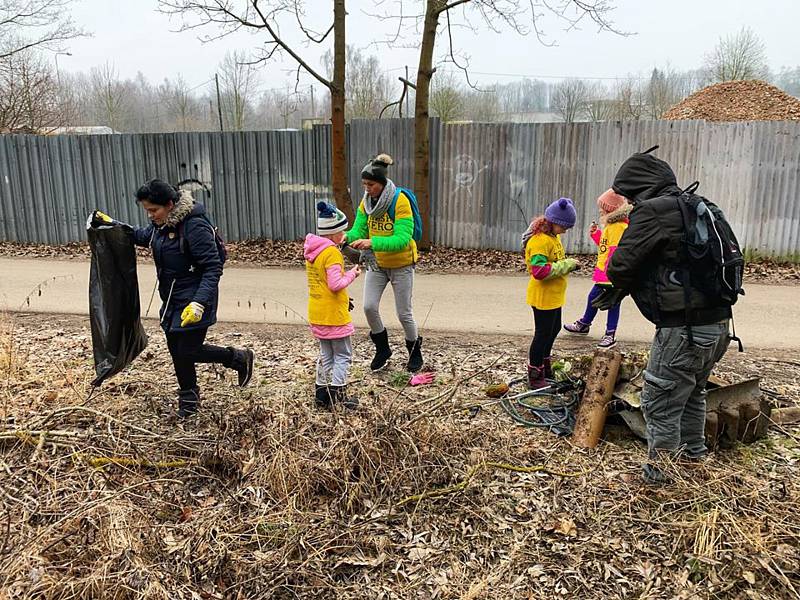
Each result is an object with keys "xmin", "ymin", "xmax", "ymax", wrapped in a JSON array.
[{"xmin": 389, "ymin": 370, "xmax": 411, "ymax": 388}]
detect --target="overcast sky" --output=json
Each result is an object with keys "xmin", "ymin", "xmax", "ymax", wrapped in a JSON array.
[{"xmin": 60, "ymin": 0, "xmax": 799, "ymax": 94}]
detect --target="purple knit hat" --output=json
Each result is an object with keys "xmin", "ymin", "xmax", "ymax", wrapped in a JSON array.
[{"xmin": 544, "ymin": 197, "xmax": 577, "ymax": 229}]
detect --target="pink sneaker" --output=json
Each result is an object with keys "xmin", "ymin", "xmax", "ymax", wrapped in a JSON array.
[
  {"xmin": 598, "ymin": 332, "xmax": 617, "ymax": 349},
  {"xmin": 563, "ymin": 320, "xmax": 590, "ymax": 335}
]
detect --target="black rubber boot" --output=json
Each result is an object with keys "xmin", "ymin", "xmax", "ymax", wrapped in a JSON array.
[
  {"xmin": 229, "ymin": 347, "xmax": 255, "ymax": 387},
  {"xmin": 177, "ymin": 387, "xmax": 200, "ymax": 418},
  {"xmin": 405, "ymin": 336, "xmax": 424, "ymax": 373},
  {"xmin": 369, "ymin": 329, "xmax": 392, "ymax": 371},
  {"xmin": 314, "ymin": 385, "xmax": 332, "ymax": 409},
  {"xmin": 330, "ymin": 385, "xmax": 359, "ymax": 410}
]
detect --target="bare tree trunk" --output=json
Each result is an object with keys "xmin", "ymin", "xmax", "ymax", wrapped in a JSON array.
[
  {"xmin": 572, "ymin": 348, "xmax": 622, "ymax": 448},
  {"xmin": 413, "ymin": 0, "xmax": 443, "ymax": 250},
  {"xmin": 330, "ymin": 0, "xmax": 353, "ymax": 223}
]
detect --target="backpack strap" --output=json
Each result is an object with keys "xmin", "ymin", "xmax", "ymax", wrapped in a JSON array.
[
  {"xmin": 387, "ymin": 188, "xmax": 402, "ymax": 222},
  {"xmin": 177, "ymin": 214, "xmax": 212, "ymax": 257},
  {"xmin": 676, "ymin": 194, "xmax": 696, "ymax": 345},
  {"xmin": 683, "ymin": 181, "xmax": 700, "ymax": 195}
]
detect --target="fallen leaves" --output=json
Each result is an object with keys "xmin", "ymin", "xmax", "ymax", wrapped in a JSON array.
[
  {"xmin": 2, "ymin": 240, "xmax": 798, "ymax": 283},
  {"xmin": 0, "ymin": 313, "xmax": 798, "ymax": 599}
]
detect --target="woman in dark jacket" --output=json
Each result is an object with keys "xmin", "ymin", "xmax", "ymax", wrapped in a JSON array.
[{"xmin": 93, "ymin": 179, "xmax": 254, "ymax": 417}]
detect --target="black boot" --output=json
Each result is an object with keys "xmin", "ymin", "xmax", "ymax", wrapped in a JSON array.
[
  {"xmin": 228, "ymin": 347, "xmax": 255, "ymax": 387},
  {"xmin": 177, "ymin": 387, "xmax": 200, "ymax": 418},
  {"xmin": 369, "ymin": 329, "xmax": 392, "ymax": 371},
  {"xmin": 405, "ymin": 336, "xmax": 424, "ymax": 373},
  {"xmin": 330, "ymin": 385, "xmax": 359, "ymax": 410},
  {"xmin": 314, "ymin": 384, "xmax": 332, "ymax": 409}
]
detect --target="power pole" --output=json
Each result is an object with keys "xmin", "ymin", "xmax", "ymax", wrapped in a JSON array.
[
  {"xmin": 310, "ymin": 85, "xmax": 315, "ymax": 119},
  {"xmin": 215, "ymin": 73, "xmax": 224, "ymax": 131},
  {"xmin": 405, "ymin": 66, "xmax": 410, "ymax": 116}
]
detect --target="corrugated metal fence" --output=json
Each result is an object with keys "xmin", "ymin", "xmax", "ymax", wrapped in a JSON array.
[{"xmin": 1, "ymin": 119, "xmax": 798, "ymax": 256}]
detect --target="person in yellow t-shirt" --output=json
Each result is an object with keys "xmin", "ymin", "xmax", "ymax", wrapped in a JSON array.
[
  {"xmin": 304, "ymin": 201, "xmax": 361, "ymax": 409},
  {"xmin": 347, "ymin": 153, "xmax": 424, "ymax": 373},
  {"xmin": 522, "ymin": 198, "xmax": 579, "ymax": 390},
  {"xmin": 564, "ymin": 189, "xmax": 630, "ymax": 349}
]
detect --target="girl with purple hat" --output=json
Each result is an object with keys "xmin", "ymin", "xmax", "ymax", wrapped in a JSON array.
[{"xmin": 521, "ymin": 197, "xmax": 579, "ymax": 390}]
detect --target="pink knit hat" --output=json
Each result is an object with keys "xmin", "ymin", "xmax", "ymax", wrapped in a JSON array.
[{"xmin": 596, "ymin": 188, "xmax": 627, "ymax": 214}]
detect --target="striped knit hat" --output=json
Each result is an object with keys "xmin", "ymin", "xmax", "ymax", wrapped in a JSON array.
[{"xmin": 316, "ymin": 201, "xmax": 348, "ymax": 235}]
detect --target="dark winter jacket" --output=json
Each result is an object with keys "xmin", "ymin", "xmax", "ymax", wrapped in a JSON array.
[
  {"xmin": 607, "ymin": 153, "xmax": 732, "ymax": 328},
  {"xmin": 133, "ymin": 191, "xmax": 223, "ymax": 333}
]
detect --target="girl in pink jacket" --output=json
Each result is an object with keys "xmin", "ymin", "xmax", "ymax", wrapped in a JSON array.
[
  {"xmin": 563, "ymin": 189, "xmax": 630, "ymax": 348},
  {"xmin": 304, "ymin": 202, "xmax": 361, "ymax": 409}
]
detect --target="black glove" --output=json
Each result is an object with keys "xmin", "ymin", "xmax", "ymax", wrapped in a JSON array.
[
  {"xmin": 348, "ymin": 297, "xmax": 354, "ymax": 312},
  {"xmin": 341, "ymin": 242, "xmax": 361, "ymax": 265},
  {"xmin": 591, "ymin": 287, "xmax": 628, "ymax": 311}
]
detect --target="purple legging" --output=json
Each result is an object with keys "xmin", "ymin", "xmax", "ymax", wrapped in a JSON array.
[{"xmin": 581, "ymin": 284, "xmax": 621, "ymax": 333}]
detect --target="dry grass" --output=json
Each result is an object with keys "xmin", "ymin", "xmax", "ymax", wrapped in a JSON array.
[{"xmin": 1, "ymin": 314, "xmax": 799, "ymax": 599}]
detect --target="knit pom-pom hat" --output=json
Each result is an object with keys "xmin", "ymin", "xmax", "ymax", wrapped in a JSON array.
[
  {"xmin": 316, "ymin": 201, "xmax": 348, "ymax": 235},
  {"xmin": 596, "ymin": 188, "xmax": 627, "ymax": 214},
  {"xmin": 544, "ymin": 197, "xmax": 577, "ymax": 229},
  {"xmin": 361, "ymin": 153, "xmax": 393, "ymax": 185}
]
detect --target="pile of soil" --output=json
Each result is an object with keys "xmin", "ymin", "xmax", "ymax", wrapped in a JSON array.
[{"xmin": 663, "ymin": 80, "xmax": 800, "ymax": 121}]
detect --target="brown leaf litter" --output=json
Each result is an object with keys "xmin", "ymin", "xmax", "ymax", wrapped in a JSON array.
[
  {"xmin": 1, "ymin": 314, "xmax": 798, "ymax": 599},
  {"xmin": 1, "ymin": 240, "xmax": 798, "ymax": 285}
]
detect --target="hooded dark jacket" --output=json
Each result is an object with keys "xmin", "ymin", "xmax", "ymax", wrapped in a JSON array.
[
  {"xmin": 606, "ymin": 153, "xmax": 732, "ymax": 327},
  {"xmin": 132, "ymin": 190, "xmax": 222, "ymax": 333}
]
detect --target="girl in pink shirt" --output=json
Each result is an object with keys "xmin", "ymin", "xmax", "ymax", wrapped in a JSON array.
[{"xmin": 304, "ymin": 202, "xmax": 361, "ymax": 409}]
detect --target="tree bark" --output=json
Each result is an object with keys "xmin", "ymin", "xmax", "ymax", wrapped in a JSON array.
[
  {"xmin": 330, "ymin": 0, "xmax": 353, "ymax": 223},
  {"xmin": 413, "ymin": 0, "xmax": 444, "ymax": 250},
  {"xmin": 572, "ymin": 348, "xmax": 622, "ymax": 449}
]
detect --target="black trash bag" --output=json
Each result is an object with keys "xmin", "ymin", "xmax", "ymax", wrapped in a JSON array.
[{"xmin": 88, "ymin": 224, "xmax": 148, "ymax": 386}]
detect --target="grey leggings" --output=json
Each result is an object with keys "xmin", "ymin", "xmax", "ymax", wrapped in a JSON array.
[
  {"xmin": 363, "ymin": 265, "xmax": 418, "ymax": 341},
  {"xmin": 316, "ymin": 336, "xmax": 353, "ymax": 386}
]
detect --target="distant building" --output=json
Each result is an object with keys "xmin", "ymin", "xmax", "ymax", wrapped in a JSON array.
[
  {"xmin": 47, "ymin": 126, "xmax": 119, "ymax": 135},
  {"xmin": 301, "ymin": 118, "xmax": 326, "ymax": 130},
  {"xmin": 499, "ymin": 111, "xmax": 563, "ymax": 123}
]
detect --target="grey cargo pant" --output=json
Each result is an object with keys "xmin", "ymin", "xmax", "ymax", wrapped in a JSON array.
[{"xmin": 641, "ymin": 321, "xmax": 730, "ymax": 461}]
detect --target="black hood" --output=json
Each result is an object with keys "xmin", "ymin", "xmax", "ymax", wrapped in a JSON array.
[{"xmin": 611, "ymin": 153, "xmax": 679, "ymax": 204}]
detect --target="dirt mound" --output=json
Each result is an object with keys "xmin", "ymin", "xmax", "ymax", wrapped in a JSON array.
[{"xmin": 663, "ymin": 80, "xmax": 800, "ymax": 122}]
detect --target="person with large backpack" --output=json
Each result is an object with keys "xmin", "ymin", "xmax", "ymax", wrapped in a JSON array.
[
  {"xmin": 89, "ymin": 179, "xmax": 254, "ymax": 417},
  {"xmin": 346, "ymin": 154, "xmax": 425, "ymax": 372},
  {"xmin": 594, "ymin": 148, "xmax": 744, "ymax": 485}
]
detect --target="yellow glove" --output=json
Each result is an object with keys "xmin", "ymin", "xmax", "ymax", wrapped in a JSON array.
[
  {"xmin": 180, "ymin": 302, "xmax": 205, "ymax": 327},
  {"xmin": 87, "ymin": 210, "xmax": 114, "ymax": 229},
  {"xmin": 564, "ymin": 258, "xmax": 579, "ymax": 273}
]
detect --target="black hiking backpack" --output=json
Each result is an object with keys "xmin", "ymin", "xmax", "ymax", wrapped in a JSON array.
[
  {"xmin": 677, "ymin": 181, "xmax": 744, "ymax": 306},
  {"xmin": 677, "ymin": 182, "xmax": 745, "ymax": 349}
]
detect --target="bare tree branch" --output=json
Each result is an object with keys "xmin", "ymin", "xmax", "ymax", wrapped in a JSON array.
[
  {"xmin": 159, "ymin": 0, "xmax": 332, "ymax": 88},
  {"xmin": 703, "ymin": 26, "xmax": 769, "ymax": 83},
  {"xmin": 0, "ymin": 0, "xmax": 87, "ymax": 59},
  {"xmin": 292, "ymin": 0, "xmax": 334, "ymax": 43}
]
